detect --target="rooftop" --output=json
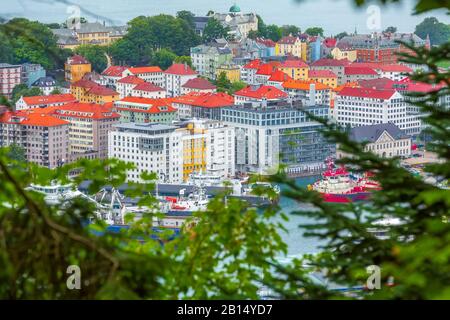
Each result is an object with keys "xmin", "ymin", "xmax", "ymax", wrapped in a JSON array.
[
  {"xmin": 164, "ymin": 63, "xmax": 196, "ymax": 76},
  {"xmin": 282, "ymin": 80, "xmax": 331, "ymax": 91},
  {"xmin": 311, "ymin": 58, "xmax": 350, "ymax": 67},
  {"xmin": 182, "ymin": 78, "xmax": 216, "ymax": 90},
  {"xmin": 127, "ymin": 66, "xmax": 163, "ymax": 74},
  {"xmin": 172, "ymin": 92, "xmax": 234, "ymax": 108},
  {"xmin": 102, "ymin": 65, "xmax": 129, "ymax": 77},
  {"xmin": 338, "ymin": 87, "xmax": 396, "ymax": 99},
  {"xmin": 117, "ymin": 75, "xmax": 145, "ymax": 85},
  {"xmin": 21, "ymin": 94, "xmax": 77, "ymax": 106},
  {"xmin": 349, "ymin": 123, "xmax": 409, "ymax": 143},
  {"xmin": 234, "ymin": 85, "xmax": 288, "ymax": 100}
]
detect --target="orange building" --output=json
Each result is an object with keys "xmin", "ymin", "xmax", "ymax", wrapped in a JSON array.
[{"xmin": 64, "ymin": 55, "xmax": 92, "ymax": 83}]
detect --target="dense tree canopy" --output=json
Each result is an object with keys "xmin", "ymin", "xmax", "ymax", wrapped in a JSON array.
[
  {"xmin": 383, "ymin": 26, "xmax": 398, "ymax": 33},
  {"xmin": 281, "ymin": 25, "xmax": 301, "ymax": 37},
  {"xmin": 415, "ymin": 17, "xmax": 450, "ymax": 45},
  {"xmin": 74, "ymin": 45, "xmax": 108, "ymax": 73},
  {"xmin": 305, "ymin": 27, "xmax": 324, "ymax": 36},
  {"xmin": 11, "ymin": 84, "xmax": 42, "ymax": 103},
  {"xmin": 202, "ymin": 18, "xmax": 231, "ymax": 43},
  {"xmin": 150, "ymin": 49, "xmax": 178, "ymax": 70}
]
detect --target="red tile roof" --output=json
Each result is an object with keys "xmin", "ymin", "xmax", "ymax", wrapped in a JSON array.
[
  {"xmin": 311, "ymin": 58, "xmax": 350, "ymax": 67},
  {"xmin": 278, "ymin": 36, "xmax": 299, "ymax": 45},
  {"xmin": 338, "ymin": 87, "xmax": 396, "ymax": 99},
  {"xmin": 132, "ymin": 82, "xmax": 164, "ymax": 92},
  {"xmin": 67, "ymin": 55, "xmax": 90, "ymax": 65},
  {"xmin": 344, "ymin": 66, "xmax": 378, "ymax": 75},
  {"xmin": 53, "ymin": 103, "xmax": 121, "ymax": 119},
  {"xmin": 349, "ymin": 62, "xmax": 381, "ymax": 69},
  {"xmin": 115, "ymin": 97, "xmax": 176, "ymax": 114},
  {"xmin": 309, "ymin": 70, "xmax": 337, "ymax": 78},
  {"xmin": 377, "ymin": 64, "xmax": 413, "ymax": 73},
  {"xmin": 22, "ymin": 94, "xmax": 77, "ymax": 106},
  {"xmin": 234, "ymin": 85, "xmax": 288, "ymax": 100},
  {"xmin": 182, "ymin": 77, "xmax": 216, "ymax": 90},
  {"xmin": 256, "ymin": 63, "xmax": 276, "ymax": 76},
  {"xmin": 102, "ymin": 65, "xmax": 129, "ymax": 77},
  {"xmin": 243, "ymin": 59, "xmax": 262, "ymax": 69},
  {"xmin": 72, "ymin": 80, "xmax": 118, "ymax": 96},
  {"xmin": 358, "ymin": 77, "xmax": 395, "ymax": 90},
  {"xmin": 280, "ymin": 59, "xmax": 308, "ymax": 68},
  {"xmin": 323, "ymin": 38, "xmax": 337, "ymax": 48},
  {"xmin": 268, "ymin": 70, "xmax": 292, "ymax": 82},
  {"xmin": 127, "ymin": 66, "xmax": 163, "ymax": 74},
  {"xmin": 117, "ymin": 75, "xmax": 145, "ymax": 85},
  {"xmin": 282, "ymin": 80, "xmax": 331, "ymax": 91},
  {"xmin": 0, "ymin": 111, "xmax": 69, "ymax": 127},
  {"xmin": 256, "ymin": 38, "xmax": 276, "ymax": 47},
  {"xmin": 164, "ymin": 63, "xmax": 196, "ymax": 75},
  {"xmin": 172, "ymin": 92, "xmax": 234, "ymax": 108}
]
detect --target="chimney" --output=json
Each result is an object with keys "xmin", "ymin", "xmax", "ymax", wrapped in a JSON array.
[{"xmin": 309, "ymin": 83, "xmax": 316, "ymax": 106}]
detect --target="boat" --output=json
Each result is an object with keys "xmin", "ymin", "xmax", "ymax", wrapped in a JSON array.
[
  {"xmin": 27, "ymin": 182, "xmax": 84, "ymax": 205},
  {"xmin": 308, "ymin": 159, "xmax": 380, "ymax": 203}
]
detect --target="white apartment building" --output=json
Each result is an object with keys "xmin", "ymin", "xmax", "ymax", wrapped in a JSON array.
[
  {"xmin": 108, "ymin": 123, "xmax": 183, "ymax": 184},
  {"xmin": 122, "ymin": 66, "xmax": 165, "ymax": 88},
  {"xmin": 335, "ymin": 87, "xmax": 421, "ymax": 136},
  {"xmin": 164, "ymin": 63, "xmax": 198, "ymax": 97}
]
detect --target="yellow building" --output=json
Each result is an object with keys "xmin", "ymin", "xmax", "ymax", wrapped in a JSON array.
[
  {"xmin": 71, "ymin": 80, "xmax": 119, "ymax": 104},
  {"xmin": 65, "ymin": 55, "xmax": 92, "ymax": 83},
  {"xmin": 331, "ymin": 47, "xmax": 357, "ymax": 62},
  {"xmin": 216, "ymin": 64, "xmax": 241, "ymax": 82},
  {"xmin": 179, "ymin": 123, "xmax": 207, "ymax": 181},
  {"xmin": 279, "ymin": 59, "xmax": 309, "ymax": 80},
  {"xmin": 308, "ymin": 70, "xmax": 338, "ymax": 88},
  {"xmin": 275, "ymin": 36, "xmax": 303, "ymax": 58},
  {"xmin": 300, "ymin": 42, "xmax": 309, "ymax": 62},
  {"xmin": 53, "ymin": 22, "xmax": 127, "ymax": 49}
]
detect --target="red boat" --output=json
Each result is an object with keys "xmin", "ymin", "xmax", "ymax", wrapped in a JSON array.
[{"xmin": 308, "ymin": 159, "xmax": 381, "ymax": 203}]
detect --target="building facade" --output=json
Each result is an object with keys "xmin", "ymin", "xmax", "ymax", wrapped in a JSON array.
[
  {"xmin": 113, "ymin": 97, "xmax": 177, "ymax": 124},
  {"xmin": 164, "ymin": 63, "xmax": 198, "ymax": 97},
  {"xmin": 190, "ymin": 44, "xmax": 233, "ymax": 80},
  {"xmin": 0, "ymin": 63, "xmax": 22, "ymax": 98}
]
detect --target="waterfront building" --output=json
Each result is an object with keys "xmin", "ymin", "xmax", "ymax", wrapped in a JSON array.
[
  {"xmin": 181, "ymin": 78, "xmax": 216, "ymax": 95},
  {"xmin": 0, "ymin": 63, "xmax": 22, "ymax": 98},
  {"xmin": 190, "ymin": 44, "xmax": 233, "ymax": 79},
  {"xmin": 172, "ymin": 92, "xmax": 234, "ymax": 120},
  {"xmin": 64, "ymin": 55, "xmax": 92, "ymax": 83},
  {"xmin": 221, "ymin": 100, "xmax": 332, "ymax": 174},
  {"xmin": 113, "ymin": 97, "xmax": 177, "ymax": 124},
  {"xmin": 0, "ymin": 110, "xmax": 70, "ymax": 168},
  {"xmin": 108, "ymin": 123, "xmax": 184, "ymax": 183},
  {"xmin": 337, "ymin": 123, "xmax": 411, "ymax": 159},
  {"xmin": 15, "ymin": 94, "xmax": 77, "ymax": 110},
  {"xmin": 70, "ymin": 79, "xmax": 119, "ymax": 104},
  {"xmin": 335, "ymin": 87, "xmax": 421, "ymax": 136},
  {"xmin": 164, "ymin": 63, "xmax": 198, "ymax": 97}
]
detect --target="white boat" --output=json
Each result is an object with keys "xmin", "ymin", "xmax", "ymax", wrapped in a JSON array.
[{"xmin": 27, "ymin": 183, "xmax": 83, "ymax": 205}]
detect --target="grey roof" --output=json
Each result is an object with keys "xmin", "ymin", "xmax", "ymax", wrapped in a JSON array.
[
  {"xmin": 114, "ymin": 122, "xmax": 178, "ymax": 134},
  {"xmin": 32, "ymin": 76, "xmax": 56, "ymax": 87},
  {"xmin": 349, "ymin": 123, "xmax": 409, "ymax": 143}
]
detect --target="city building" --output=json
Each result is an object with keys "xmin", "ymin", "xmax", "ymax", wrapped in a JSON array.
[
  {"xmin": 221, "ymin": 100, "xmax": 332, "ymax": 174},
  {"xmin": 255, "ymin": 63, "xmax": 277, "ymax": 85},
  {"xmin": 181, "ymin": 78, "xmax": 216, "ymax": 95},
  {"xmin": 177, "ymin": 119, "xmax": 235, "ymax": 180},
  {"xmin": 53, "ymin": 22, "xmax": 127, "ymax": 49},
  {"xmin": 256, "ymin": 38, "xmax": 276, "ymax": 57},
  {"xmin": 278, "ymin": 59, "xmax": 309, "ymax": 80},
  {"xmin": 122, "ymin": 66, "xmax": 165, "ymax": 88},
  {"xmin": 0, "ymin": 63, "xmax": 22, "ymax": 98},
  {"xmin": 31, "ymin": 77, "xmax": 57, "ymax": 96},
  {"xmin": 234, "ymin": 85, "xmax": 288, "ymax": 106},
  {"xmin": 71, "ymin": 79, "xmax": 119, "ymax": 104},
  {"xmin": 101, "ymin": 65, "xmax": 129, "ymax": 88},
  {"xmin": 308, "ymin": 70, "xmax": 338, "ymax": 88},
  {"xmin": 113, "ymin": 97, "xmax": 177, "ymax": 124},
  {"xmin": 343, "ymin": 66, "xmax": 379, "ymax": 83},
  {"xmin": 282, "ymin": 80, "xmax": 332, "ymax": 106},
  {"xmin": 267, "ymin": 70, "xmax": 292, "ymax": 88},
  {"xmin": 172, "ymin": 92, "xmax": 234, "ymax": 120},
  {"xmin": 108, "ymin": 123, "xmax": 184, "ymax": 183},
  {"xmin": 210, "ymin": 5, "xmax": 258, "ymax": 39},
  {"xmin": 335, "ymin": 87, "xmax": 421, "ymax": 136},
  {"xmin": 310, "ymin": 58, "xmax": 351, "ymax": 85},
  {"xmin": 240, "ymin": 59, "xmax": 262, "ymax": 85},
  {"xmin": 376, "ymin": 64, "xmax": 412, "ymax": 81},
  {"xmin": 116, "ymin": 76, "xmax": 145, "ymax": 98},
  {"xmin": 337, "ymin": 123, "xmax": 412, "ymax": 159},
  {"xmin": 216, "ymin": 64, "xmax": 241, "ymax": 82},
  {"xmin": 64, "ymin": 55, "xmax": 92, "ymax": 83},
  {"xmin": 21, "ymin": 63, "xmax": 46, "ymax": 88},
  {"xmin": 130, "ymin": 82, "xmax": 166, "ymax": 99},
  {"xmin": 275, "ymin": 36, "xmax": 303, "ymax": 58},
  {"xmin": 0, "ymin": 110, "xmax": 70, "ymax": 168},
  {"xmin": 164, "ymin": 63, "xmax": 198, "ymax": 97},
  {"xmin": 51, "ymin": 102, "xmax": 120, "ymax": 160},
  {"xmin": 15, "ymin": 94, "xmax": 77, "ymax": 110},
  {"xmin": 331, "ymin": 43, "xmax": 357, "ymax": 62},
  {"xmin": 190, "ymin": 44, "xmax": 233, "ymax": 79}
]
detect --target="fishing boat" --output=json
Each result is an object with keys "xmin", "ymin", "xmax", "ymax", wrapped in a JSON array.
[{"xmin": 308, "ymin": 159, "xmax": 380, "ymax": 203}]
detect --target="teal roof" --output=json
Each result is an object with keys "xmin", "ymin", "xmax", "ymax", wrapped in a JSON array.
[{"xmin": 229, "ymin": 4, "xmax": 241, "ymax": 13}]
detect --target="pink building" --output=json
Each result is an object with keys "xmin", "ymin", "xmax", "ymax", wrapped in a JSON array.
[{"xmin": 0, "ymin": 63, "xmax": 22, "ymax": 98}]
